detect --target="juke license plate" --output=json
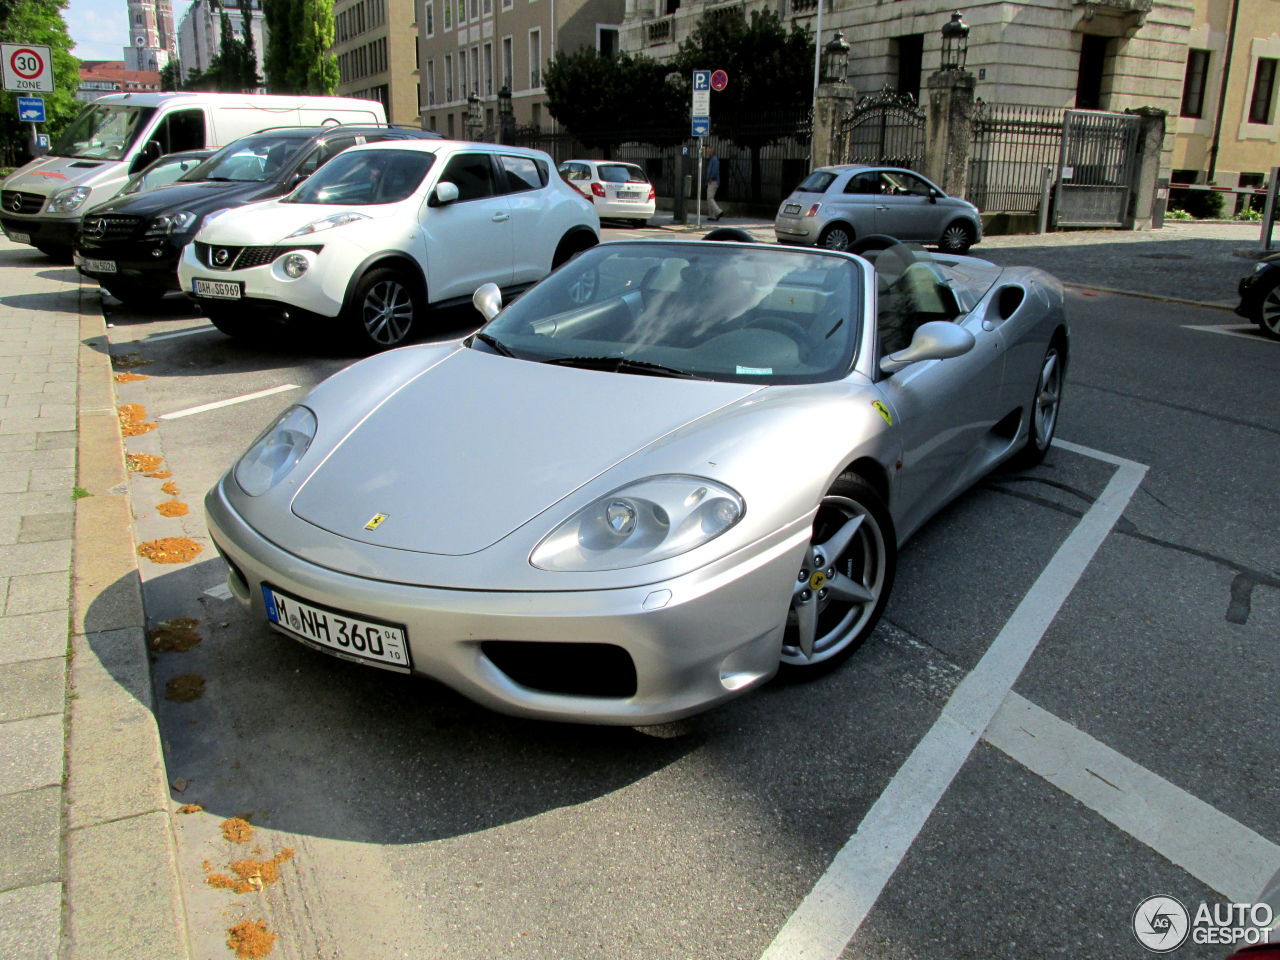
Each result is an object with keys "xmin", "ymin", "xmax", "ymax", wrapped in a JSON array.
[
  {"xmin": 262, "ymin": 585, "xmax": 411, "ymax": 670},
  {"xmin": 193, "ymin": 278, "xmax": 242, "ymax": 299}
]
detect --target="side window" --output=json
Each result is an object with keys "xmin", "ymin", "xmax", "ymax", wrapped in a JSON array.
[
  {"xmin": 500, "ymin": 154, "xmax": 542, "ymax": 193},
  {"xmin": 844, "ymin": 173, "xmax": 878, "ymax": 195},
  {"xmin": 439, "ymin": 152, "xmax": 496, "ymax": 201},
  {"xmin": 296, "ymin": 137, "xmax": 357, "ymax": 178},
  {"xmin": 882, "ymin": 172, "xmax": 933, "ymax": 197},
  {"xmin": 156, "ymin": 109, "xmax": 206, "ymax": 154}
]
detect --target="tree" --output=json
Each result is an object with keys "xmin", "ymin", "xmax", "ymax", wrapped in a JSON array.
[
  {"xmin": 0, "ymin": 0, "xmax": 80, "ymax": 166},
  {"xmin": 675, "ymin": 7, "xmax": 812, "ymax": 200},
  {"xmin": 159, "ymin": 60, "xmax": 184, "ymax": 92},
  {"xmin": 544, "ymin": 48, "xmax": 685, "ymax": 155},
  {"xmin": 240, "ymin": 1, "xmax": 260, "ymax": 91},
  {"xmin": 263, "ymin": 0, "xmax": 337, "ymax": 94}
]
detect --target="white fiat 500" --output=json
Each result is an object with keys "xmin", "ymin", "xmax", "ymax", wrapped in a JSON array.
[{"xmin": 177, "ymin": 140, "xmax": 600, "ymax": 351}]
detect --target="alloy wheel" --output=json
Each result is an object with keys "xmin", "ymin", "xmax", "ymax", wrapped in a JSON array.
[
  {"xmin": 1033, "ymin": 348, "xmax": 1062, "ymax": 450},
  {"xmin": 941, "ymin": 223, "xmax": 973, "ymax": 253},
  {"xmin": 362, "ymin": 279, "xmax": 414, "ymax": 346},
  {"xmin": 821, "ymin": 227, "xmax": 852, "ymax": 251},
  {"xmin": 1260, "ymin": 284, "xmax": 1280, "ymax": 339}
]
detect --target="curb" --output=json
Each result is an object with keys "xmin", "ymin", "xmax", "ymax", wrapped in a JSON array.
[
  {"xmin": 1061, "ymin": 281, "xmax": 1238, "ymax": 312},
  {"xmin": 67, "ymin": 279, "xmax": 190, "ymax": 959}
]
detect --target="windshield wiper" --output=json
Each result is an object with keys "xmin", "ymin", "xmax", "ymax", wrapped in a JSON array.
[
  {"xmin": 543, "ymin": 355, "xmax": 707, "ymax": 380},
  {"xmin": 471, "ymin": 332, "xmax": 517, "ymax": 357}
]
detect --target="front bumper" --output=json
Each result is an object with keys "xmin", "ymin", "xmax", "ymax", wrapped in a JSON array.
[
  {"xmin": 206, "ymin": 481, "xmax": 806, "ymax": 725},
  {"xmin": 0, "ymin": 215, "xmax": 77, "ymax": 250},
  {"xmin": 177, "ymin": 242, "xmax": 343, "ymax": 318},
  {"xmin": 75, "ymin": 236, "xmax": 187, "ymax": 290}
]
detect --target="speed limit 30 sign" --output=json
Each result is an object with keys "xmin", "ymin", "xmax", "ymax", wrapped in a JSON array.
[{"xmin": 2, "ymin": 43, "xmax": 54, "ymax": 93}]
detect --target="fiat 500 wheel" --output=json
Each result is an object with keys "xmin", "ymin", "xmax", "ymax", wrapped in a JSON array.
[
  {"xmin": 818, "ymin": 224, "xmax": 854, "ymax": 251},
  {"xmin": 779, "ymin": 473, "xmax": 896, "ymax": 674},
  {"xmin": 347, "ymin": 268, "xmax": 420, "ymax": 351},
  {"xmin": 939, "ymin": 221, "xmax": 975, "ymax": 254}
]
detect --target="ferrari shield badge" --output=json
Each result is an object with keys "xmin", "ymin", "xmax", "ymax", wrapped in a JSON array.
[
  {"xmin": 364, "ymin": 513, "xmax": 388, "ymax": 531},
  {"xmin": 872, "ymin": 400, "xmax": 894, "ymax": 426}
]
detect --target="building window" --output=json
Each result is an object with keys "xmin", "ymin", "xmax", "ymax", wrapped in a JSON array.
[
  {"xmin": 460, "ymin": 51, "xmax": 468, "ymax": 96},
  {"xmin": 502, "ymin": 0, "xmax": 512, "ymax": 10},
  {"xmin": 447, "ymin": 113, "xmax": 455, "ymax": 137},
  {"xmin": 424, "ymin": 0, "xmax": 434, "ymax": 36},
  {"xmin": 457, "ymin": 0, "xmax": 465, "ymax": 25},
  {"xmin": 502, "ymin": 36, "xmax": 512, "ymax": 88},
  {"xmin": 597, "ymin": 26, "xmax": 618, "ymax": 57},
  {"xmin": 1076, "ymin": 35, "xmax": 1110, "ymax": 110},
  {"xmin": 443, "ymin": 0, "xmax": 451, "ymax": 29},
  {"xmin": 483, "ymin": 0, "xmax": 492, "ymax": 15},
  {"xmin": 483, "ymin": 42, "xmax": 493, "ymax": 96},
  {"xmin": 1179, "ymin": 49, "xmax": 1209, "ymax": 118},
  {"xmin": 445, "ymin": 53, "xmax": 454, "ymax": 100},
  {"xmin": 469, "ymin": 0, "xmax": 478, "ymax": 21},
  {"xmin": 470, "ymin": 46, "xmax": 479, "ymax": 97},
  {"xmin": 529, "ymin": 28, "xmax": 541, "ymax": 88},
  {"xmin": 1249, "ymin": 58, "xmax": 1277, "ymax": 125},
  {"xmin": 427, "ymin": 59, "xmax": 436, "ymax": 104},
  {"xmin": 893, "ymin": 33, "xmax": 923, "ymax": 102}
]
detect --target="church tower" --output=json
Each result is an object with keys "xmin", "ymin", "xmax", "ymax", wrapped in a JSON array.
[{"xmin": 124, "ymin": 0, "xmax": 175, "ymax": 72}]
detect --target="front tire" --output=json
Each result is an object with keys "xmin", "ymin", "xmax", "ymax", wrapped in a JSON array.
[
  {"xmin": 778, "ymin": 473, "xmax": 896, "ymax": 676},
  {"xmin": 1252, "ymin": 274, "xmax": 1280, "ymax": 340},
  {"xmin": 939, "ymin": 220, "xmax": 975, "ymax": 254},
  {"xmin": 1010, "ymin": 340, "xmax": 1064, "ymax": 468},
  {"xmin": 344, "ymin": 268, "xmax": 422, "ymax": 352},
  {"xmin": 818, "ymin": 223, "xmax": 854, "ymax": 251}
]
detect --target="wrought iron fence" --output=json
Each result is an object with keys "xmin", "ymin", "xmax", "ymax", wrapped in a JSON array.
[
  {"xmin": 838, "ymin": 89, "xmax": 925, "ymax": 169},
  {"xmin": 967, "ymin": 103, "xmax": 1065, "ymax": 214}
]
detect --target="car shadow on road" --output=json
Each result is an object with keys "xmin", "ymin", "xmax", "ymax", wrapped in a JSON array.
[{"xmin": 84, "ymin": 563, "xmax": 703, "ymax": 845}]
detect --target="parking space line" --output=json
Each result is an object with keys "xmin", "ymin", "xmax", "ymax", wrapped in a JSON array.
[
  {"xmin": 986, "ymin": 692, "xmax": 1280, "ymax": 903},
  {"xmin": 1182, "ymin": 324, "xmax": 1277, "ymax": 343},
  {"xmin": 160, "ymin": 384, "xmax": 299, "ymax": 420},
  {"xmin": 146, "ymin": 325, "xmax": 216, "ymax": 342},
  {"xmin": 760, "ymin": 447, "xmax": 1148, "ymax": 960}
]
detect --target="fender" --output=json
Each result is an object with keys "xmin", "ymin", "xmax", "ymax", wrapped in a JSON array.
[{"xmin": 341, "ymin": 250, "xmax": 429, "ymax": 313}]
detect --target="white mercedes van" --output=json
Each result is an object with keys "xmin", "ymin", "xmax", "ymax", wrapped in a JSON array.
[{"xmin": 0, "ymin": 92, "xmax": 386, "ymax": 259}]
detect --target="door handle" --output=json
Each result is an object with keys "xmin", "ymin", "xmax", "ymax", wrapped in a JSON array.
[
  {"xmin": 875, "ymin": 205, "xmax": 888, "ymax": 211},
  {"xmin": 492, "ymin": 212, "xmax": 510, "ymax": 222}
]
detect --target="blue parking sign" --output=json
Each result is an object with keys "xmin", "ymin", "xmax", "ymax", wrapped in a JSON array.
[
  {"xmin": 691, "ymin": 117, "xmax": 710, "ymax": 137},
  {"xmin": 17, "ymin": 96, "xmax": 45, "ymax": 123},
  {"xmin": 693, "ymin": 70, "xmax": 710, "ymax": 91}
]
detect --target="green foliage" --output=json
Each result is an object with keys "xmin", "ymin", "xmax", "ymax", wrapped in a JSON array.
[
  {"xmin": 544, "ymin": 49, "xmax": 685, "ymax": 152},
  {"xmin": 1234, "ymin": 205, "xmax": 1262, "ymax": 222},
  {"xmin": 1168, "ymin": 186, "xmax": 1225, "ymax": 219},
  {"xmin": 263, "ymin": 0, "xmax": 338, "ymax": 94},
  {"xmin": 0, "ymin": 0, "xmax": 80, "ymax": 165},
  {"xmin": 159, "ymin": 60, "xmax": 183, "ymax": 92},
  {"xmin": 179, "ymin": 1, "xmax": 260, "ymax": 93}
]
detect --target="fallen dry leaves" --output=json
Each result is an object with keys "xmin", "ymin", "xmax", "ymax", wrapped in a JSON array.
[
  {"xmin": 148, "ymin": 617, "xmax": 201, "ymax": 653},
  {"xmin": 177, "ymin": 803, "xmax": 203, "ymax": 814},
  {"xmin": 226, "ymin": 918, "xmax": 276, "ymax": 959},
  {"xmin": 156, "ymin": 500, "xmax": 189, "ymax": 517},
  {"xmin": 114, "ymin": 372, "xmax": 149, "ymax": 383},
  {"xmin": 137, "ymin": 537, "xmax": 202, "ymax": 564},
  {"xmin": 222, "ymin": 818, "xmax": 254, "ymax": 844},
  {"xmin": 161, "ymin": 480, "xmax": 180, "ymax": 495},
  {"xmin": 125, "ymin": 452, "xmax": 165, "ymax": 474},
  {"xmin": 164, "ymin": 674, "xmax": 205, "ymax": 702},
  {"xmin": 118, "ymin": 403, "xmax": 157, "ymax": 437},
  {"xmin": 206, "ymin": 849, "xmax": 296, "ymax": 895}
]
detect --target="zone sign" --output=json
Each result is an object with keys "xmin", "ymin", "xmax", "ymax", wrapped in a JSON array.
[{"xmin": 2, "ymin": 43, "xmax": 53, "ymax": 93}]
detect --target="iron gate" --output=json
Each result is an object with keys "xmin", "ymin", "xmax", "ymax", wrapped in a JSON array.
[
  {"xmin": 1054, "ymin": 110, "xmax": 1141, "ymax": 227},
  {"xmin": 838, "ymin": 89, "xmax": 925, "ymax": 169}
]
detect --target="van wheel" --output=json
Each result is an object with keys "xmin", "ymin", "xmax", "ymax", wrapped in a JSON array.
[{"xmin": 344, "ymin": 268, "xmax": 422, "ymax": 352}]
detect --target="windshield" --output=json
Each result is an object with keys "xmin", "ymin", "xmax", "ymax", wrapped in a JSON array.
[
  {"xmin": 476, "ymin": 243, "xmax": 862, "ymax": 385},
  {"xmin": 51, "ymin": 105, "xmax": 156, "ymax": 161},
  {"xmin": 183, "ymin": 134, "xmax": 306, "ymax": 183},
  {"xmin": 285, "ymin": 149, "xmax": 436, "ymax": 205},
  {"xmin": 598, "ymin": 164, "xmax": 647, "ymax": 184},
  {"xmin": 122, "ymin": 152, "xmax": 209, "ymax": 195}
]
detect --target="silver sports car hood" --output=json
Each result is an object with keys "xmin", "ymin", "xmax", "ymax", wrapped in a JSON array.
[{"xmin": 290, "ymin": 348, "xmax": 762, "ymax": 555}]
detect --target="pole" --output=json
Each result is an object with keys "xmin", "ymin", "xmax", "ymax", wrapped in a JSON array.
[
  {"xmin": 1261, "ymin": 165, "xmax": 1279, "ymax": 253},
  {"xmin": 1037, "ymin": 165, "xmax": 1053, "ymax": 234},
  {"xmin": 696, "ymin": 136, "xmax": 704, "ymax": 227},
  {"xmin": 812, "ymin": 0, "xmax": 823, "ymax": 93}
]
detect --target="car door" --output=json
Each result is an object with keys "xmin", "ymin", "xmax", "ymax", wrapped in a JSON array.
[
  {"xmin": 421, "ymin": 150, "xmax": 513, "ymax": 301},
  {"xmin": 498, "ymin": 153, "xmax": 553, "ymax": 283},
  {"xmin": 871, "ymin": 255, "xmax": 1006, "ymax": 537},
  {"xmin": 872, "ymin": 170, "xmax": 945, "ymax": 242}
]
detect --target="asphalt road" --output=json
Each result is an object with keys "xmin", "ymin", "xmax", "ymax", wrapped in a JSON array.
[{"xmin": 94, "ymin": 227, "xmax": 1280, "ymax": 960}]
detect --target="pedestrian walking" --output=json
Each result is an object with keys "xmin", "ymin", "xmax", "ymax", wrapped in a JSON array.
[{"xmin": 705, "ymin": 145, "xmax": 723, "ymax": 221}]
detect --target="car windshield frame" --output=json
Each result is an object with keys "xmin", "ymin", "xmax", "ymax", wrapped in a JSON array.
[
  {"xmin": 180, "ymin": 133, "xmax": 310, "ymax": 184},
  {"xmin": 473, "ymin": 241, "xmax": 865, "ymax": 386},
  {"xmin": 50, "ymin": 104, "xmax": 156, "ymax": 161},
  {"xmin": 283, "ymin": 148, "xmax": 438, "ymax": 206}
]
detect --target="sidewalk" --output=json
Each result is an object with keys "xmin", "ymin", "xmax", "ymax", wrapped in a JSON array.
[{"xmin": 0, "ymin": 236, "xmax": 187, "ymax": 960}]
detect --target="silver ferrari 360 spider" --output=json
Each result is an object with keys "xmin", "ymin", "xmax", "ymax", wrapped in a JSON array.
[{"xmin": 205, "ymin": 237, "xmax": 1067, "ymax": 724}]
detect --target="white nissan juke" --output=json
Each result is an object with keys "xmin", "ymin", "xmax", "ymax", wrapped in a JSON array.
[{"xmin": 177, "ymin": 140, "xmax": 600, "ymax": 351}]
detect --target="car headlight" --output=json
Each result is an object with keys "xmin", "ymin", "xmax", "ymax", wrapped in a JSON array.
[
  {"xmin": 233, "ymin": 405, "xmax": 317, "ymax": 497},
  {"xmin": 1254, "ymin": 262, "xmax": 1271, "ymax": 275},
  {"xmin": 286, "ymin": 212, "xmax": 369, "ymax": 237},
  {"xmin": 282, "ymin": 253, "xmax": 310, "ymax": 278},
  {"xmin": 530, "ymin": 475, "xmax": 744, "ymax": 572},
  {"xmin": 47, "ymin": 186, "xmax": 92, "ymax": 213},
  {"xmin": 144, "ymin": 210, "xmax": 198, "ymax": 236}
]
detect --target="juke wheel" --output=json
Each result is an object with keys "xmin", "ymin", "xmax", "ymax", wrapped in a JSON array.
[
  {"xmin": 347, "ymin": 268, "xmax": 420, "ymax": 351},
  {"xmin": 779, "ymin": 473, "xmax": 896, "ymax": 675}
]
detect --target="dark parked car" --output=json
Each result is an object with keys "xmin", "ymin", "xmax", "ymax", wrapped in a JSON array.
[
  {"xmin": 74, "ymin": 124, "xmax": 441, "ymax": 305},
  {"xmin": 1236, "ymin": 253, "xmax": 1280, "ymax": 340},
  {"xmin": 117, "ymin": 149, "xmax": 215, "ymax": 197}
]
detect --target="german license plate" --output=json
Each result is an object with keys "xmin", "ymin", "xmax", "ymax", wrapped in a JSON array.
[
  {"xmin": 6, "ymin": 230, "xmax": 31, "ymax": 244},
  {"xmin": 263, "ymin": 585, "xmax": 411, "ymax": 670},
  {"xmin": 617, "ymin": 190, "xmax": 641, "ymax": 200},
  {"xmin": 76, "ymin": 254, "xmax": 117, "ymax": 274},
  {"xmin": 784, "ymin": 203, "xmax": 802, "ymax": 215},
  {"xmin": 193, "ymin": 278, "xmax": 242, "ymax": 299}
]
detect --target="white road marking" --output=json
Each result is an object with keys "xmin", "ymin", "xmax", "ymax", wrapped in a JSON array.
[
  {"xmin": 760, "ymin": 446, "xmax": 1148, "ymax": 960},
  {"xmin": 986, "ymin": 692, "xmax": 1280, "ymax": 903},
  {"xmin": 146, "ymin": 324, "xmax": 216, "ymax": 342},
  {"xmin": 160, "ymin": 384, "xmax": 299, "ymax": 420},
  {"xmin": 1182, "ymin": 323, "xmax": 1277, "ymax": 343},
  {"xmin": 203, "ymin": 583, "xmax": 233, "ymax": 600}
]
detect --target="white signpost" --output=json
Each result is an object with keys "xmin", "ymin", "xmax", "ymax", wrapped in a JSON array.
[
  {"xmin": 692, "ymin": 70, "xmax": 711, "ymax": 225},
  {"xmin": 2, "ymin": 43, "xmax": 54, "ymax": 93}
]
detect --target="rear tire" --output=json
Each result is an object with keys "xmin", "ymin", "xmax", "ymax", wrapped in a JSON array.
[
  {"xmin": 343, "ymin": 267, "xmax": 423, "ymax": 352},
  {"xmin": 818, "ymin": 224, "xmax": 854, "ymax": 251}
]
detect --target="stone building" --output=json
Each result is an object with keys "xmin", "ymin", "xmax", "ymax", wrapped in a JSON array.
[
  {"xmin": 414, "ymin": 0, "xmax": 626, "ymax": 137},
  {"xmin": 76, "ymin": 61, "xmax": 162, "ymax": 102},
  {"xmin": 176, "ymin": 0, "xmax": 267, "ymax": 85},
  {"xmin": 333, "ymin": 0, "xmax": 421, "ymax": 125}
]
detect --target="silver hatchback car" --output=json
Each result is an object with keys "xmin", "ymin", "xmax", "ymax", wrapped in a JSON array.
[{"xmin": 775, "ymin": 165, "xmax": 982, "ymax": 254}]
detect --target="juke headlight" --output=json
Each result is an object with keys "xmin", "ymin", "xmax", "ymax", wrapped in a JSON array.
[
  {"xmin": 47, "ymin": 186, "xmax": 92, "ymax": 213},
  {"xmin": 144, "ymin": 211, "xmax": 198, "ymax": 236},
  {"xmin": 531, "ymin": 475, "xmax": 744, "ymax": 572},
  {"xmin": 287, "ymin": 212, "xmax": 369, "ymax": 237},
  {"xmin": 234, "ymin": 405, "xmax": 317, "ymax": 497}
]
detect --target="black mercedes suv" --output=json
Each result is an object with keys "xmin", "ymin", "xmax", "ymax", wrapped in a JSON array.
[{"xmin": 75, "ymin": 124, "xmax": 440, "ymax": 305}]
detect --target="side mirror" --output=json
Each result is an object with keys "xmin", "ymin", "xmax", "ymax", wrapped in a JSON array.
[
  {"xmin": 130, "ymin": 141, "xmax": 161, "ymax": 174},
  {"xmin": 880, "ymin": 321, "xmax": 975, "ymax": 374},
  {"xmin": 472, "ymin": 282, "xmax": 502, "ymax": 321},
  {"xmin": 429, "ymin": 181, "xmax": 459, "ymax": 207}
]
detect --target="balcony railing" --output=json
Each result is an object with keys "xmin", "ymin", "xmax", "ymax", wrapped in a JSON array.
[{"xmin": 646, "ymin": 16, "xmax": 672, "ymax": 45}]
